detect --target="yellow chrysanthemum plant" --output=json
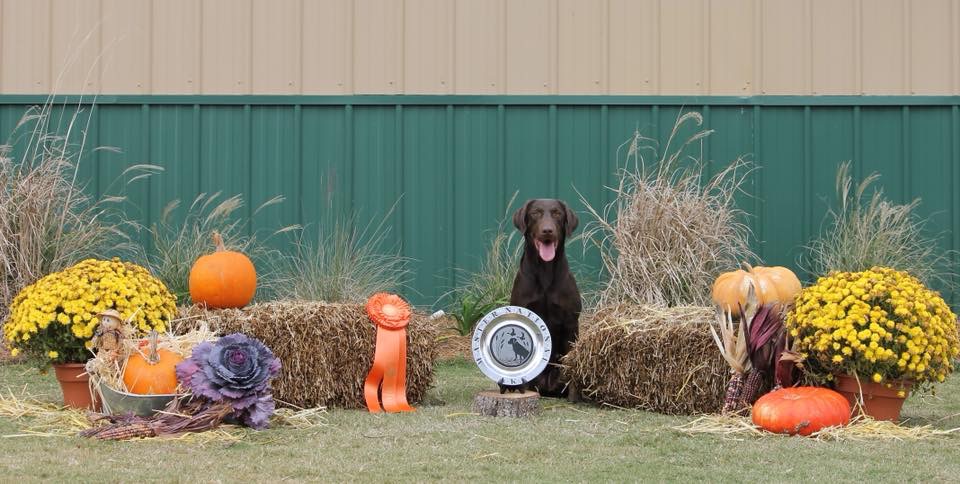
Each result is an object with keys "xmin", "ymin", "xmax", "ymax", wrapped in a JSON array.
[
  {"xmin": 786, "ymin": 267, "xmax": 959, "ymax": 393},
  {"xmin": 2, "ymin": 258, "xmax": 177, "ymax": 367}
]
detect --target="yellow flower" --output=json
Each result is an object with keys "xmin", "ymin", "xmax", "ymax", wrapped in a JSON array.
[
  {"xmin": 787, "ymin": 267, "xmax": 959, "ymax": 389},
  {"xmin": 1, "ymin": 258, "xmax": 175, "ymax": 365},
  {"xmin": 10, "ymin": 348, "xmax": 20, "ymax": 357}
]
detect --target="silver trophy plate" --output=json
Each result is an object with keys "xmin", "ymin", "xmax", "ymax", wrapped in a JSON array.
[{"xmin": 472, "ymin": 305, "xmax": 552, "ymax": 387}]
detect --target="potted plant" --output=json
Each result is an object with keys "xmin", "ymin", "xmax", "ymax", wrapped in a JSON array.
[
  {"xmin": 786, "ymin": 267, "xmax": 959, "ymax": 421},
  {"xmin": 2, "ymin": 258, "xmax": 177, "ymax": 409}
]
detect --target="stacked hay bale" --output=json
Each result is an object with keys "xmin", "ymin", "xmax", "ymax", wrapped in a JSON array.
[
  {"xmin": 567, "ymin": 114, "xmax": 753, "ymax": 415},
  {"xmin": 565, "ymin": 305, "xmax": 727, "ymax": 414},
  {"xmin": 178, "ymin": 301, "xmax": 438, "ymax": 409}
]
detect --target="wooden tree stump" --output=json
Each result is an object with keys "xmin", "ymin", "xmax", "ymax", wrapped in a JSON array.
[{"xmin": 473, "ymin": 390, "xmax": 541, "ymax": 417}]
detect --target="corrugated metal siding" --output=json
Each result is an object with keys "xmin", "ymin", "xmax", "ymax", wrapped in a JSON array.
[
  {"xmin": 2, "ymin": 0, "xmax": 959, "ymax": 95},
  {"xmin": 1, "ymin": 95, "xmax": 957, "ymax": 307}
]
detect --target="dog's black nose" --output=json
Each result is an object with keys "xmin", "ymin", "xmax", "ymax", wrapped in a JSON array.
[{"xmin": 541, "ymin": 227, "xmax": 554, "ymax": 235}]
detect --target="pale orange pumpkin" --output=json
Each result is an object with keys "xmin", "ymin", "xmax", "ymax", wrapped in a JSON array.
[
  {"xmin": 712, "ymin": 263, "xmax": 801, "ymax": 317},
  {"xmin": 123, "ymin": 332, "xmax": 183, "ymax": 395},
  {"xmin": 189, "ymin": 231, "xmax": 257, "ymax": 308}
]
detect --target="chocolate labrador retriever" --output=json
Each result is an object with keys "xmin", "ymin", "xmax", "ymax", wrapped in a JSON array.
[{"xmin": 510, "ymin": 199, "xmax": 581, "ymax": 399}]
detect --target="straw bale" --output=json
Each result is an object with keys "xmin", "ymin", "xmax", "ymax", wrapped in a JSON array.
[
  {"xmin": 565, "ymin": 304, "xmax": 727, "ymax": 415},
  {"xmin": 178, "ymin": 301, "xmax": 438, "ymax": 409}
]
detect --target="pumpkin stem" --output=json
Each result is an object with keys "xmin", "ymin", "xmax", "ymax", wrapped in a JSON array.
[
  {"xmin": 146, "ymin": 330, "xmax": 160, "ymax": 365},
  {"xmin": 211, "ymin": 231, "xmax": 226, "ymax": 252},
  {"xmin": 741, "ymin": 261, "xmax": 755, "ymax": 273}
]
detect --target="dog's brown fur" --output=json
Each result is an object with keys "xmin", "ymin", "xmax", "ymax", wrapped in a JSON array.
[{"xmin": 509, "ymin": 199, "xmax": 581, "ymax": 399}]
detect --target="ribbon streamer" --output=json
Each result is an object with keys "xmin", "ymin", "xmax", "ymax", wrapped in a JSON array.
[{"xmin": 364, "ymin": 293, "xmax": 415, "ymax": 413}]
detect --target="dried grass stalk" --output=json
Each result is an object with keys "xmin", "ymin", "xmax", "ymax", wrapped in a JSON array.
[
  {"xmin": 804, "ymin": 161, "xmax": 954, "ymax": 288},
  {"xmin": 565, "ymin": 305, "xmax": 727, "ymax": 415},
  {"xmin": 178, "ymin": 301, "xmax": 438, "ymax": 409},
  {"xmin": 0, "ymin": 106, "xmax": 150, "ymax": 322},
  {"xmin": 579, "ymin": 112, "xmax": 755, "ymax": 308},
  {"xmin": 674, "ymin": 413, "xmax": 960, "ymax": 442}
]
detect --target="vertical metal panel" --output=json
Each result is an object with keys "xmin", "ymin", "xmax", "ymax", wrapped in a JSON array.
[
  {"xmin": 251, "ymin": 0, "xmax": 302, "ymax": 94},
  {"xmin": 404, "ymin": 0, "xmax": 454, "ymax": 94},
  {"xmin": 453, "ymin": 0, "xmax": 502, "ymax": 94},
  {"xmin": 151, "ymin": 0, "xmax": 201, "ymax": 94},
  {"xmin": 3, "ymin": 0, "xmax": 960, "ymax": 94},
  {"xmin": 658, "ymin": 0, "xmax": 705, "ymax": 95},
  {"xmin": 1, "ymin": 96, "xmax": 958, "ymax": 307},
  {"xmin": 810, "ymin": 0, "xmax": 857, "ymax": 95},
  {"xmin": 200, "ymin": 0, "xmax": 252, "ymax": 94},
  {"xmin": 708, "ymin": 0, "xmax": 754, "ymax": 95},
  {"xmin": 50, "ymin": 0, "xmax": 100, "ymax": 94},
  {"xmin": 1, "ymin": 0, "xmax": 52, "ymax": 92},
  {"xmin": 607, "ymin": 0, "xmax": 657, "ymax": 94},
  {"xmin": 353, "ymin": 0, "xmax": 403, "ymax": 94},
  {"xmin": 910, "ymin": 0, "xmax": 954, "ymax": 94},
  {"xmin": 861, "ymin": 0, "xmax": 907, "ymax": 95},
  {"xmin": 101, "ymin": 0, "xmax": 151, "ymax": 94},
  {"xmin": 557, "ymin": 0, "xmax": 607, "ymax": 94},
  {"xmin": 301, "ymin": 0, "xmax": 352, "ymax": 94},
  {"xmin": 761, "ymin": 0, "xmax": 808, "ymax": 94},
  {"xmin": 504, "ymin": 0, "xmax": 552, "ymax": 93}
]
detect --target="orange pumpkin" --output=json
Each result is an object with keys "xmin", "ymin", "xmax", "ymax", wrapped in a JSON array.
[
  {"xmin": 752, "ymin": 386, "xmax": 850, "ymax": 436},
  {"xmin": 123, "ymin": 332, "xmax": 183, "ymax": 395},
  {"xmin": 712, "ymin": 263, "xmax": 801, "ymax": 317},
  {"xmin": 189, "ymin": 231, "xmax": 257, "ymax": 308}
]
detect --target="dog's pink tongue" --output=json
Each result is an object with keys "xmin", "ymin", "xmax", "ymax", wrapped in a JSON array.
[{"xmin": 535, "ymin": 240, "xmax": 557, "ymax": 262}]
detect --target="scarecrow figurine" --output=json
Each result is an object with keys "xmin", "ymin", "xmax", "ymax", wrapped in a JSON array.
[{"xmin": 92, "ymin": 310, "xmax": 128, "ymax": 353}]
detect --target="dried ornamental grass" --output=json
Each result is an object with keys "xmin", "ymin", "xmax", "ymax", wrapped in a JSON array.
[
  {"xmin": 0, "ymin": 389, "xmax": 326, "ymax": 441},
  {"xmin": 178, "ymin": 301, "xmax": 438, "ymax": 409},
  {"xmin": 565, "ymin": 305, "xmax": 728, "ymax": 414},
  {"xmin": 674, "ymin": 413, "xmax": 960, "ymax": 442},
  {"xmin": 805, "ymin": 162, "xmax": 953, "ymax": 289},
  {"xmin": 579, "ymin": 112, "xmax": 754, "ymax": 308},
  {"xmin": 0, "ymin": 106, "xmax": 161, "ymax": 323}
]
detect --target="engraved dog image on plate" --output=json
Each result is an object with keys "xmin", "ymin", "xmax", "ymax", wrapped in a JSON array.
[
  {"xmin": 490, "ymin": 325, "xmax": 534, "ymax": 368},
  {"xmin": 472, "ymin": 306, "xmax": 552, "ymax": 392}
]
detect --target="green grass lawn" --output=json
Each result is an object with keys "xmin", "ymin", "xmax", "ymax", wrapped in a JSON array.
[{"xmin": 2, "ymin": 359, "xmax": 959, "ymax": 482}]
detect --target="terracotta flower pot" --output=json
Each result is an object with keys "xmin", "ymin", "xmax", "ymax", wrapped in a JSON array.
[
  {"xmin": 53, "ymin": 363, "xmax": 100, "ymax": 411},
  {"xmin": 834, "ymin": 374, "xmax": 912, "ymax": 422}
]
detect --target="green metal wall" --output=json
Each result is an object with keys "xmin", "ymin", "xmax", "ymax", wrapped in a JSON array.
[{"xmin": 1, "ymin": 96, "xmax": 958, "ymax": 307}]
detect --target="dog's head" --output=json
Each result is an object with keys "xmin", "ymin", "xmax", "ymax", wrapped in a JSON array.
[{"xmin": 512, "ymin": 199, "xmax": 579, "ymax": 262}]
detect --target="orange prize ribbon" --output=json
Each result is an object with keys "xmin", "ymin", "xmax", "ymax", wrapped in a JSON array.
[{"xmin": 364, "ymin": 293, "xmax": 415, "ymax": 413}]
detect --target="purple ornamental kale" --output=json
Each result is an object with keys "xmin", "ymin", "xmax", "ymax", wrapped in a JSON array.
[{"xmin": 176, "ymin": 333, "xmax": 282, "ymax": 429}]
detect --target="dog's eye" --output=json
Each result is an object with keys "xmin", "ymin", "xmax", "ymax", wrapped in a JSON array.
[
  {"xmin": 531, "ymin": 209, "xmax": 543, "ymax": 217},
  {"xmin": 551, "ymin": 210, "xmax": 561, "ymax": 218}
]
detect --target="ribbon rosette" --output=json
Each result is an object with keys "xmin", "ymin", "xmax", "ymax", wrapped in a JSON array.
[{"xmin": 364, "ymin": 293, "xmax": 415, "ymax": 413}]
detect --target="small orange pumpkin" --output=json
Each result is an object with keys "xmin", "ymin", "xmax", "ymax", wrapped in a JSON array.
[
  {"xmin": 189, "ymin": 231, "xmax": 257, "ymax": 308},
  {"xmin": 752, "ymin": 386, "xmax": 850, "ymax": 436},
  {"xmin": 123, "ymin": 331, "xmax": 183, "ymax": 395},
  {"xmin": 712, "ymin": 263, "xmax": 801, "ymax": 317}
]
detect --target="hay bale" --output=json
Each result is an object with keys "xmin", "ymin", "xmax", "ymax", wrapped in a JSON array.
[
  {"xmin": 177, "ymin": 301, "xmax": 438, "ymax": 409},
  {"xmin": 565, "ymin": 304, "xmax": 727, "ymax": 415}
]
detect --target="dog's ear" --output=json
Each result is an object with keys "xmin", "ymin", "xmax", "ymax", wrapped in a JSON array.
[
  {"xmin": 561, "ymin": 201, "xmax": 579, "ymax": 236},
  {"xmin": 513, "ymin": 200, "xmax": 533, "ymax": 233}
]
